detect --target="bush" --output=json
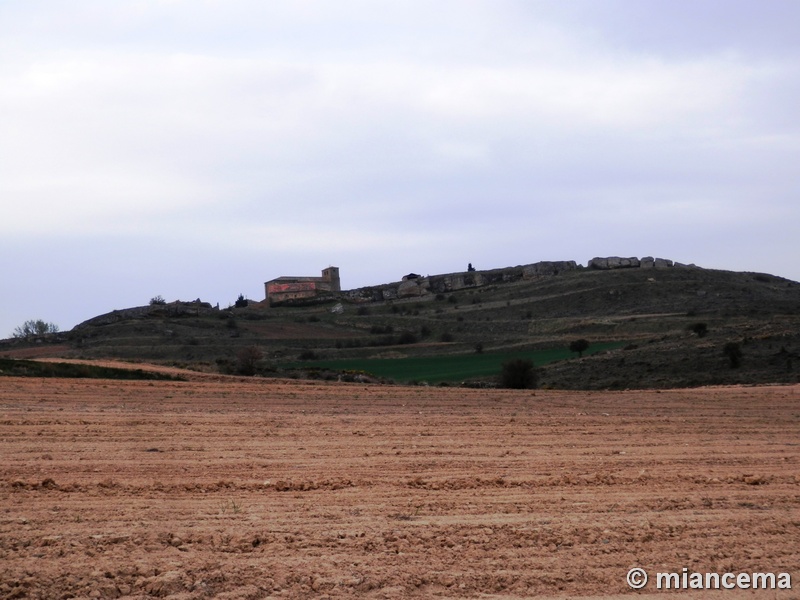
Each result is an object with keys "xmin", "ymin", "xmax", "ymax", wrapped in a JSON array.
[
  {"xmin": 236, "ymin": 346, "xmax": 263, "ymax": 376},
  {"xmin": 569, "ymin": 339, "xmax": 590, "ymax": 357},
  {"xmin": 298, "ymin": 350, "xmax": 318, "ymax": 361},
  {"xmin": 150, "ymin": 295, "xmax": 166, "ymax": 306},
  {"xmin": 440, "ymin": 332, "xmax": 455, "ymax": 342},
  {"xmin": 691, "ymin": 323, "xmax": 708, "ymax": 338},
  {"xmin": 397, "ymin": 331, "xmax": 418, "ymax": 345},
  {"xmin": 234, "ymin": 294, "xmax": 248, "ymax": 308},
  {"xmin": 723, "ymin": 342, "xmax": 743, "ymax": 368},
  {"xmin": 499, "ymin": 358, "xmax": 538, "ymax": 389}
]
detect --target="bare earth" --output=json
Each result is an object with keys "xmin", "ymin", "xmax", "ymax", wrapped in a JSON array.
[{"xmin": 1, "ymin": 373, "xmax": 798, "ymax": 599}]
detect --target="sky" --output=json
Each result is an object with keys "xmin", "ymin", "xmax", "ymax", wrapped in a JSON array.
[{"xmin": 1, "ymin": 0, "xmax": 799, "ymax": 338}]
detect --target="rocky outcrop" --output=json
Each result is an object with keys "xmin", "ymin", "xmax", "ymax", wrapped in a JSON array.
[
  {"xmin": 320, "ymin": 256, "xmax": 696, "ymax": 305},
  {"xmin": 590, "ymin": 256, "xmax": 678, "ymax": 270},
  {"xmin": 343, "ymin": 260, "xmax": 578, "ymax": 303},
  {"xmin": 589, "ymin": 257, "xmax": 640, "ymax": 270},
  {"xmin": 523, "ymin": 261, "xmax": 579, "ymax": 277},
  {"xmin": 397, "ymin": 279, "xmax": 426, "ymax": 298}
]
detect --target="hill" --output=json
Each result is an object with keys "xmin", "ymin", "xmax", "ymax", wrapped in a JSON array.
[{"xmin": 2, "ymin": 258, "xmax": 799, "ymax": 388}]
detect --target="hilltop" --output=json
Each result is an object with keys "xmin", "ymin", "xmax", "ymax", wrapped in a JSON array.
[{"xmin": 2, "ymin": 257, "xmax": 799, "ymax": 389}]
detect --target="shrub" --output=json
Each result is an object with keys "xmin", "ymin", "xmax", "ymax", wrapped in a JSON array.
[
  {"xmin": 357, "ymin": 306, "xmax": 371, "ymax": 316},
  {"xmin": 150, "ymin": 295, "xmax": 166, "ymax": 306},
  {"xmin": 723, "ymin": 342, "xmax": 743, "ymax": 368},
  {"xmin": 569, "ymin": 339, "xmax": 590, "ymax": 357},
  {"xmin": 499, "ymin": 358, "xmax": 538, "ymax": 389},
  {"xmin": 474, "ymin": 342, "xmax": 484, "ymax": 354},
  {"xmin": 397, "ymin": 331, "xmax": 418, "ymax": 345},
  {"xmin": 440, "ymin": 332, "xmax": 454, "ymax": 342},
  {"xmin": 236, "ymin": 346, "xmax": 263, "ymax": 376},
  {"xmin": 691, "ymin": 323, "xmax": 708, "ymax": 338},
  {"xmin": 298, "ymin": 350, "xmax": 318, "ymax": 361},
  {"xmin": 234, "ymin": 294, "xmax": 248, "ymax": 308}
]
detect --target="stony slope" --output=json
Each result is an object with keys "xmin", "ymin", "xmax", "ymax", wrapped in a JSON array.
[{"xmin": 2, "ymin": 262, "xmax": 799, "ymax": 388}]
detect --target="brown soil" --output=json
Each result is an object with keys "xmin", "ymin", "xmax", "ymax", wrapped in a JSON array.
[
  {"xmin": 0, "ymin": 345, "xmax": 73, "ymax": 359},
  {"xmin": 1, "ymin": 375, "xmax": 798, "ymax": 599}
]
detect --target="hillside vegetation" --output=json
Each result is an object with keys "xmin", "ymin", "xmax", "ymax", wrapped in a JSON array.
[{"xmin": 2, "ymin": 264, "xmax": 799, "ymax": 389}]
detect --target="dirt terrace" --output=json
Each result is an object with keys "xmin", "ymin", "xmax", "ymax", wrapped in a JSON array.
[{"xmin": 0, "ymin": 376, "xmax": 798, "ymax": 599}]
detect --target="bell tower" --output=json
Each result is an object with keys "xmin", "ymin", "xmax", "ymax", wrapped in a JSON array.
[{"xmin": 321, "ymin": 266, "xmax": 340, "ymax": 291}]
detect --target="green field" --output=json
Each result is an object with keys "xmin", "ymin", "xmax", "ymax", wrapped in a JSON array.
[{"xmin": 289, "ymin": 341, "xmax": 625, "ymax": 383}]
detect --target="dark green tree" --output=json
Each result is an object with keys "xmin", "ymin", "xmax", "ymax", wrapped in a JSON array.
[
  {"xmin": 500, "ymin": 358, "xmax": 538, "ymax": 389},
  {"xmin": 569, "ymin": 339, "xmax": 590, "ymax": 358},
  {"xmin": 723, "ymin": 342, "xmax": 743, "ymax": 369}
]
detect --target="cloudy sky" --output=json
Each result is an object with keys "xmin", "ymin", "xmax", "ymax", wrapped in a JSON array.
[{"xmin": 2, "ymin": 0, "xmax": 798, "ymax": 337}]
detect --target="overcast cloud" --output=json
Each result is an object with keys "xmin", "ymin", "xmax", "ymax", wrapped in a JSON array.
[{"xmin": 1, "ymin": 0, "xmax": 799, "ymax": 337}]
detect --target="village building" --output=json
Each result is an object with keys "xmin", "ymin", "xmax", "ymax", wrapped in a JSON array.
[{"xmin": 264, "ymin": 267, "xmax": 341, "ymax": 305}]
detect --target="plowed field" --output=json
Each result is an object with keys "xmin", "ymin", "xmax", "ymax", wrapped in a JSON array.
[{"xmin": 1, "ymin": 375, "xmax": 798, "ymax": 599}]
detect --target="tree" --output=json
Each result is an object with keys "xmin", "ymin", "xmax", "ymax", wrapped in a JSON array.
[
  {"xmin": 234, "ymin": 294, "xmax": 248, "ymax": 308},
  {"xmin": 467, "ymin": 263, "xmax": 476, "ymax": 272},
  {"xmin": 723, "ymin": 342, "xmax": 743, "ymax": 369},
  {"xmin": 500, "ymin": 358, "xmax": 538, "ymax": 389},
  {"xmin": 236, "ymin": 346, "xmax": 263, "ymax": 376},
  {"xmin": 12, "ymin": 319, "xmax": 59, "ymax": 339},
  {"xmin": 569, "ymin": 339, "xmax": 590, "ymax": 358}
]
